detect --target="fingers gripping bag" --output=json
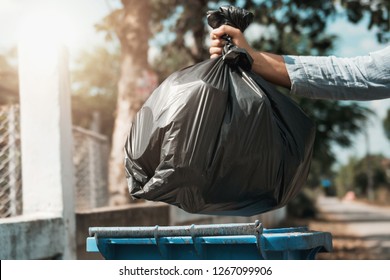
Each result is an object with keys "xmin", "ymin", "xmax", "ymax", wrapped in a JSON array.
[{"xmin": 124, "ymin": 6, "xmax": 316, "ymax": 216}]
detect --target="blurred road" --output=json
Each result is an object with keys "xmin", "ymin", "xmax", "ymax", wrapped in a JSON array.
[{"xmin": 307, "ymin": 196, "xmax": 390, "ymax": 260}]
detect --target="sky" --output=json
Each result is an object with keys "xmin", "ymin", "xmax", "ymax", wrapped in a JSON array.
[
  {"xmin": 0, "ymin": 0, "xmax": 122, "ymax": 56},
  {"xmin": 0, "ymin": 0, "xmax": 389, "ymax": 167}
]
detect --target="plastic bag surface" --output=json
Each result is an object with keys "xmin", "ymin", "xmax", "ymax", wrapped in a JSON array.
[{"xmin": 124, "ymin": 7, "xmax": 316, "ymax": 216}]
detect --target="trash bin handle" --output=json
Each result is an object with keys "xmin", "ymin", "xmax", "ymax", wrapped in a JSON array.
[{"xmin": 89, "ymin": 220, "xmax": 263, "ymax": 238}]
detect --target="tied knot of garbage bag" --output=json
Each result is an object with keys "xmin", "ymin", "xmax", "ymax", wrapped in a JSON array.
[
  {"xmin": 207, "ymin": 6, "xmax": 253, "ymax": 32},
  {"xmin": 207, "ymin": 6, "xmax": 254, "ymax": 71}
]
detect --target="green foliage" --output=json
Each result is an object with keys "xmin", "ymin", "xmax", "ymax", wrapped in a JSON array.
[
  {"xmin": 335, "ymin": 154, "xmax": 389, "ymax": 197},
  {"xmin": 354, "ymin": 154, "xmax": 388, "ymax": 191},
  {"xmin": 335, "ymin": 156, "xmax": 358, "ymax": 197},
  {"xmin": 151, "ymin": 0, "xmax": 213, "ymax": 64},
  {"xmin": 241, "ymin": 0, "xmax": 337, "ymax": 55},
  {"xmin": 71, "ymin": 46, "xmax": 120, "ymax": 139},
  {"xmin": 94, "ymin": 8, "xmax": 124, "ymax": 42},
  {"xmin": 286, "ymin": 187, "xmax": 318, "ymax": 218},
  {"xmin": 340, "ymin": 0, "xmax": 390, "ymax": 43},
  {"xmin": 298, "ymin": 99, "xmax": 373, "ymax": 178}
]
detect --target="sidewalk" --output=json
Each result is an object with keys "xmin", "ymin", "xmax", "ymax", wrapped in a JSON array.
[{"xmin": 295, "ymin": 196, "xmax": 390, "ymax": 259}]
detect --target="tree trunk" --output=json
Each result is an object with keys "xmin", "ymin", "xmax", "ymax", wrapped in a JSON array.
[{"xmin": 108, "ymin": 0, "xmax": 157, "ymax": 205}]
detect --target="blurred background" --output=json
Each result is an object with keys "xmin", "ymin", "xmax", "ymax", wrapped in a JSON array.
[{"xmin": 0, "ymin": 0, "xmax": 389, "ymax": 260}]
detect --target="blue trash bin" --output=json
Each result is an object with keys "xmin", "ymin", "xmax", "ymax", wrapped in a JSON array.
[{"xmin": 86, "ymin": 221, "xmax": 332, "ymax": 260}]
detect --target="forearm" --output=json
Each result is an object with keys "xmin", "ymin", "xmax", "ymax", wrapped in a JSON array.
[{"xmin": 250, "ymin": 51, "xmax": 291, "ymax": 89}]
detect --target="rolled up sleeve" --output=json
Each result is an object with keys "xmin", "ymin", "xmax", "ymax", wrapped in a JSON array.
[{"xmin": 283, "ymin": 46, "xmax": 390, "ymax": 100}]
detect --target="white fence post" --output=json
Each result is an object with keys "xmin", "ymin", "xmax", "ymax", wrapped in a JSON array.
[{"xmin": 18, "ymin": 38, "xmax": 76, "ymax": 259}]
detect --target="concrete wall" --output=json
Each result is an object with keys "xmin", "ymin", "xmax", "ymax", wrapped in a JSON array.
[{"xmin": 0, "ymin": 214, "xmax": 64, "ymax": 259}]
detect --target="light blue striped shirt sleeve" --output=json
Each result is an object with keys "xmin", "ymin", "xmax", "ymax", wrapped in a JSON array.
[{"xmin": 283, "ymin": 45, "xmax": 390, "ymax": 100}]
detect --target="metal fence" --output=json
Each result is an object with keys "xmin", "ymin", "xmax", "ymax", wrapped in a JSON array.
[
  {"xmin": 73, "ymin": 126, "xmax": 109, "ymax": 211},
  {"xmin": 0, "ymin": 105, "xmax": 110, "ymax": 217},
  {"xmin": 0, "ymin": 105, "xmax": 22, "ymax": 218}
]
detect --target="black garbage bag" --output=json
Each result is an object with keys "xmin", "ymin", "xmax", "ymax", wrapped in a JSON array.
[{"xmin": 124, "ymin": 6, "xmax": 316, "ymax": 216}]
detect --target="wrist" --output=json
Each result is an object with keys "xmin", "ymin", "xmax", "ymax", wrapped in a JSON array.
[{"xmin": 250, "ymin": 51, "xmax": 291, "ymax": 88}]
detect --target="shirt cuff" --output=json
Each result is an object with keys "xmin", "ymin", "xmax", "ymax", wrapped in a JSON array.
[{"xmin": 282, "ymin": 55, "xmax": 314, "ymax": 98}]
